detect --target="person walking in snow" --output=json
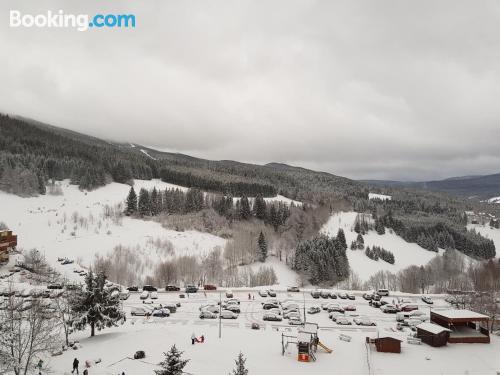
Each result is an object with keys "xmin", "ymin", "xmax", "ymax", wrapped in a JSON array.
[
  {"xmin": 200, "ymin": 334, "xmax": 205, "ymax": 343},
  {"xmin": 71, "ymin": 358, "xmax": 79, "ymax": 374},
  {"xmin": 191, "ymin": 333, "xmax": 196, "ymax": 345}
]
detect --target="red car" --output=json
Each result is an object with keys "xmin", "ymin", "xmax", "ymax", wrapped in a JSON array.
[
  {"xmin": 204, "ymin": 284, "xmax": 217, "ymax": 290},
  {"xmin": 399, "ymin": 304, "xmax": 418, "ymax": 312},
  {"xmin": 343, "ymin": 305, "xmax": 356, "ymax": 311}
]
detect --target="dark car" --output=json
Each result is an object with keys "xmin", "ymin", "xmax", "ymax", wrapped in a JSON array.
[
  {"xmin": 127, "ymin": 286, "xmax": 139, "ymax": 292},
  {"xmin": 267, "ymin": 290, "xmax": 277, "ymax": 297},
  {"xmin": 204, "ymin": 284, "xmax": 217, "ymax": 291},
  {"xmin": 143, "ymin": 285, "xmax": 157, "ymax": 292},
  {"xmin": 287, "ymin": 286, "xmax": 300, "ymax": 293},
  {"xmin": 165, "ymin": 285, "xmax": 180, "ymax": 292},
  {"xmin": 421, "ymin": 296, "xmax": 433, "ymax": 305},
  {"xmin": 262, "ymin": 303, "xmax": 279, "ymax": 310},
  {"xmin": 370, "ymin": 300, "xmax": 382, "ymax": 308},
  {"xmin": 134, "ymin": 351, "xmax": 145, "ymax": 359},
  {"xmin": 47, "ymin": 284, "xmax": 63, "ymax": 290},
  {"xmin": 185, "ymin": 285, "xmax": 198, "ymax": 293},
  {"xmin": 329, "ymin": 292, "xmax": 338, "ymax": 299},
  {"xmin": 311, "ymin": 290, "xmax": 320, "ymax": 299},
  {"xmin": 320, "ymin": 291, "xmax": 330, "ymax": 299}
]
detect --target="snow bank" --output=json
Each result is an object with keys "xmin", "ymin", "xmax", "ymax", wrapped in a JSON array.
[{"xmin": 368, "ymin": 193, "xmax": 392, "ymax": 201}]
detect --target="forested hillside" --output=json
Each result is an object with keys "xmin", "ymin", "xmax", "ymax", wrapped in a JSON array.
[{"xmin": 0, "ymin": 114, "xmax": 496, "ymax": 260}]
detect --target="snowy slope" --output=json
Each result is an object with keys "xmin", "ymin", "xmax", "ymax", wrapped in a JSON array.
[
  {"xmin": 0, "ymin": 179, "xmax": 223, "ymax": 281},
  {"xmin": 368, "ymin": 193, "xmax": 392, "ymax": 201},
  {"xmin": 488, "ymin": 196, "xmax": 500, "ymax": 203},
  {"xmin": 321, "ymin": 212, "xmax": 442, "ymax": 280},
  {"xmin": 468, "ymin": 223, "xmax": 500, "ymax": 255}
]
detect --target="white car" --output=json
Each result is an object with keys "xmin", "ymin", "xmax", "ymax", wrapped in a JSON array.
[
  {"xmin": 258, "ymin": 290, "xmax": 268, "ymax": 297},
  {"xmin": 200, "ymin": 310, "xmax": 217, "ymax": 319},
  {"xmin": 150, "ymin": 292, "xmax": 159, "ymax": 300},
  {"xmin": 263, "ymin": 312, "xmax": 282, "ymax": 321},
  {"xmin": 267, "ymin": 307, "xmax": 282, "ymax": 316},
  {"xmin": 289, "ymin": 316, "xmax": 303, "ymax": 325},
  {"xmin": 336, "ymin": 316, "xmax": 352, "ymax": 325},
  {"xmin": 200, "ymin": 305, "xmax": 220, "ymax": 314},
  {"xmin": 140, "ymin": 291, "xmax": 149, "ymax": 300},
  {"xmin": 220, "ymin": 310, "xmax": 238, "ymax": 319},
  {"xmin": 354, "ymin": 316, "xmax": 376, "ymax": 326},
  {"xmin": 131, "ymin": 306, "xmax": 153, "ymax": 316},
  {"xmin": 284, "ymin": 311, "xmax": 300, "ymax": 320}
]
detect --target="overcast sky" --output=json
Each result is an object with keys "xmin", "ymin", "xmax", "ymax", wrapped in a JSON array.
[{"xmin": 1, "ymin": 1, "xmax": 499, "ymax": 181}]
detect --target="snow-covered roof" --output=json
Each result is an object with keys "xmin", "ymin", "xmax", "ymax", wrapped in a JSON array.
[
  {"xmin": 416, "ymin": 322, "xmax": 451, "ymax": 334},
  {"xmin": 433, "ymin": 309, "xmax": 489, "ymax": 320},
  {"xmin": 297, "ymin": 332, "xmax": 312, "ymax": 343}
]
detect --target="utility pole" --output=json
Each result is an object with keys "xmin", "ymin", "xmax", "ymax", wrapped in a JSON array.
[
  {"xmin": 219, "ymin": 290, "xmax": 222, "ymax": 339},
  {"xmin": 303, "ymin": 291, "xmax": 306, "ymax": 323}
]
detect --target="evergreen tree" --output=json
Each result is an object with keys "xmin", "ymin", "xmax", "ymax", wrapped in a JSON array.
[
  {"xmin": 37, "ymin": 172, "xmax": 46, "ymax": 195},
  {"xmin": 150, "ymin": 187, "xmax": 162, "ymax": 216},
  {"xmin": 138, "ymin": 188, "xmax": 151, "ymax": 216},
  {"xmin": 253, "ymin": 194, "xmax": 267, "ymax": 220},
  {"xmin": 230, "ymin": 352, "xmax": 249, "ymax": 375},
  {"xmin": 336, "ymin": 228, "xmax": 347, "ymax": 250},
  {"xmin": 269, "ymin": 205, "xmax": 280, "ymax": 232},
  {"xmin": 70, "ymin": 270, "xmax": 125, "ymax": 337},
  {"xmin": 240, "ymin": 196, "xmax": 251, "ymax": 220},
  {"xmin": 155, "ymin": 345, "xmax": 189, "ymax": 375},
  {"xmin": 258, "ymin": 231, "xmax": 268, "ymax": 262},
  {"xmin": 125, "ymin": 186, "xmax": 138, "ymax": 215}
]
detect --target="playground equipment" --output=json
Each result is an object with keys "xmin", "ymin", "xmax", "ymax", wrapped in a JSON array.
[{"xmin": 281, "ymin": 323, "xmax": 332, "ymax": 362}]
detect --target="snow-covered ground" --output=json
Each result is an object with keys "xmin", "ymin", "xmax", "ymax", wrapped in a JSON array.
[
  {"xmin": 321, "ymin": 212, "xmax": 443, "ymax": 280},
  {"xmin": 468, "ymin": 223, "xmax": 500, "ymax": 254},
  {"xmin": 0, "ymin": 179, "xmax": 223, "ymax": 281},
  {"xmin": 368, "ymin": 193, "xmax": 392, "ymax": 201},
  {"xmin": 240, "ymin": 256, "xmax": 301, "ymax": 288},
  {"xmin": 487, "ymin": 196, "xmax": 500, "ymax": 203},
  {"xmin": 44, "ymin": 290, "xmax": 500, "ymax": 375}
]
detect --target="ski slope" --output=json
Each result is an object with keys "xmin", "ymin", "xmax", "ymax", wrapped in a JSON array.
[{"xmin": 321, "ymin": 212, "xmax": 442, "ymax": 280}]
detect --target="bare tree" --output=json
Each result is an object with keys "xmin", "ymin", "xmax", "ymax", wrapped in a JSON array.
[{"xmin": 0, "ymin": 290, "xmax": 60, "ymax": 375}]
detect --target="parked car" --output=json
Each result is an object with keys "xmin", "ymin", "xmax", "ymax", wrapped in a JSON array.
[
  {"xmin": 421, "ymin": 296, "xmax": 433, "ymax": 304},
  {"xmin": 152, "ymin": 308, "xmax": 170, "ymax": 317},
  {"xmin": 287, "ymin": 286, "xmax": 300, "ymax": 292},
  {"xmin": 267, "ymin": 289, "xmax": 277, "ymax": 297},
  {"xmin": 284, "ymin": 311, "xmax": 301, "ymax": 320},
  {"xmin": 336, "ymin": 316, "xmax": 352, "ymax": 325},
  {"xmin": 163, "ymin": 303, "xmax": 178, "ymax": 313},
  {"xmin": 329, "ymin": 312, "xmax": 343, "ymax": 321},
  {"xmin": 354, "ymin": 316, "xmax": 376, "ymax": 326},
  {"xmin": 185, "ymin": 285, "xmax": 198, "ymax": 293},
  {"xmin": 220, "ymin": 310, "xmax": 238, "ymax": 319},
  {"xmin": 380, "ymin": 304, "xmax": 399, "ymax": 314},
  {"xmin": 362, "ymin": 292, "xmax": 374, "ymax": 300},
  {"xmin": 347, "ymin": 293, "xmax": 356, "ymax": 300},
  {"xmin": 131, "ymin": 306, "xmax": 153, "ymax": 316},
  {"xmin": 262, "ymin": 302, "xmax": 279, "ymax": 310},
  {"xmin": 320, "ymin": 290, "xmax": 330, "ymax": 299},
  {"xmin": 150, "ymin": 292, "xmax": 159, "ymax": 300},
  {"xmin": 377, "ymin": 289, "xmax": 389, "ymax": 296},
  {"xmin": 165, "ymin": 285, "xmax": 180, "ymax": 292},
  {"xmin": 225, "ymin": 304, "xmax": 241, "ymax": 313},
  {"xmin": 267, "ymin": 308, "xmax": 282, "ymax": 316},
  {"xmin": 204, "ymin": 284, "xmax": 217, "ymax": 291},
  {"xmin": 342, "ymin": 305, "xmax": 356, "ymax": 311},
  {"xmin": 225, "ymin": 290, "xmax": 233, "ymax": 298},
  {"xmin": 224, "ymin": 298, "xmax": 240, "ymax": 305},
  {"xmin": 400, "ymin": 304, "xmax": 418, "ymax": 312},
  {"xmin": 338, "ymin": 292, "xmax": 348, "ymax": 299},
  {"xmin": 370, "ymin": 300, "xmax": 382, "ymax": 308},
  {"xmin": 119, "ymin": 291, "xmax": 130, "ymax": 300},
  {"xmin": 140, "ymin": 291, "xmax": 150, "ymax": 300},
  {"xmin": 201, "ymin": 305, "xmax": 220, "ymax": 314},
  {"xmin": 307, "ymin": 306, "xmax": 321, "ymax": 314},
  {"xmin": 403, "ymin": 318, "xmax": 425, "ymax": 327},
  {"xmin": 251, "ymin": 323, "xmax": 260, "ymax": 330},
  {"xmin": 258, "ymin": 290, "xmax": 268, "ymax": 297},
  {"xmin": 263, "ymin": 312, "xmax": 282, "ymax": 321},
  {"xmin": 143, "ymin": 285, "xmax": 157, "ymax": 292},
  {"xmin": 199, "ymin": 310, "xmax": 217, "ymax": 319},
  {"xmin": 47, "ymin": 284, "xmax": 63, "ymax": 290},
  {"xmin": 289, "ymin": 317, "xmax": 303, "ymax": 325},
  {"xmin": 329, "ymin": 291, "xmax": 338, "ymax": 299},
  {"xmin": 310, "ymin": 290, "xmax": 321, "ymax": 299}
]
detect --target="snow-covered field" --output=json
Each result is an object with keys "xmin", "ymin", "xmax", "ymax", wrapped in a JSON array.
[
  {"xmin": 321, "ymin": 212, "xmax": 443, "ymax": 280},
  {"xmin": 0, "ymin": 179, "xmax": 224, "ymax": 281},
  {"xmin": 487, "ymin": 196, "xmax": 500, "ymax": 203},
  {"xmin": 44, "ymin": 290, "xmax": 500, "ymax": 375},
  {"xmin": 368, "ymin": 193, "xmax": 392, "ymax": 201}
]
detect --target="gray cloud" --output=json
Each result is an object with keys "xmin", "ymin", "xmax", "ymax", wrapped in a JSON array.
[{"xmin": 1, "ymin": 0, "xmax": 499, "ymax": 181}]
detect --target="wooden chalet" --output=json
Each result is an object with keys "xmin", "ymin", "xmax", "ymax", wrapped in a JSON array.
[{"xmin": 430, "ymin": 309, "xmax": 490, "ymax": 344}]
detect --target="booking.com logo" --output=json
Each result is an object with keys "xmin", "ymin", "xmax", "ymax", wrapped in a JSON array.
[{"xmin": 9, "ymin": 10, "xmax": 136, "ymax": 31}]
